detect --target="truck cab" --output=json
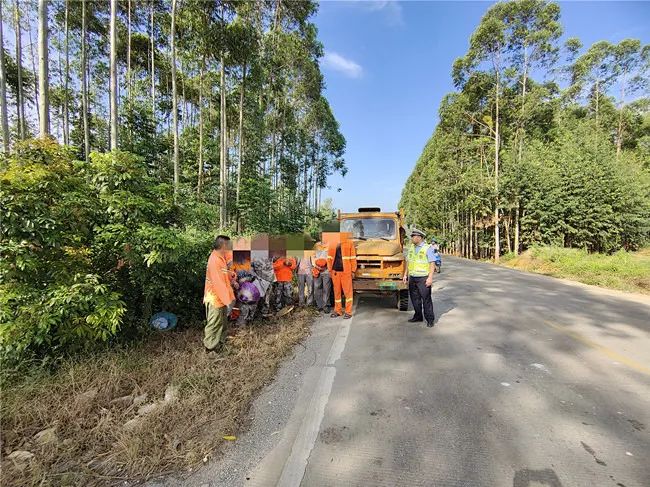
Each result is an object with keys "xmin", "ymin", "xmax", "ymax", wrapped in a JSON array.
[{"xmin": 338, "ymin": 207, "xmax": 409, "ymax": 311}]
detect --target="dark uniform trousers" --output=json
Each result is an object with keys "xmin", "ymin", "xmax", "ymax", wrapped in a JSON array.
[{"xmin": 408, "ymin": 275, "xmax": 435, "ymax": 324}]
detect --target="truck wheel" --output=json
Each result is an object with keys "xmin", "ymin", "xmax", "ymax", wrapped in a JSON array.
[{"xmin": 397, "ymin": 289, "xmax": 409, "ymax": 311}]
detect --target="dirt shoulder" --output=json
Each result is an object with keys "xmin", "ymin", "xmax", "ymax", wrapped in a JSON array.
[{"xmin": 1, "ymin": 310, "xmax": 313, "ymax": 487}]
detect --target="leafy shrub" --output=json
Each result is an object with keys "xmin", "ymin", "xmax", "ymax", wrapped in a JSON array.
[{"xmin": 1, "ymin": 140, "xmax": 214, "ymax": 367}]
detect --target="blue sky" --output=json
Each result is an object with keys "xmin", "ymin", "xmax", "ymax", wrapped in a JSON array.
[{"xmin": 315, "ymin": 1, "xmax": 650, "ymax": 213}]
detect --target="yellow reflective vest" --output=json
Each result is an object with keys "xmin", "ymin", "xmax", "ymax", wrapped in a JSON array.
[{"xmin": 407, "ymin": 244, "xmax": 430, "ymax": 277}]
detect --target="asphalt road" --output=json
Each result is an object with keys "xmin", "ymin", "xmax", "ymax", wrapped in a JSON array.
[{"xmin": 152, "ymin": 256, "xmax": 650, "ymax": 487}]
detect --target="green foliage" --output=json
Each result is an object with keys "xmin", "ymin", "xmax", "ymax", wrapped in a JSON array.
[
  {"xmin": 504, "ymin": 246, "xmax": 650, "ymax": 294},
  {"xmin": 0, "ymin": 140, "xmax": 213, "ymax": 366},
  {"xmin": 2, "ymin": 0, "xmax": 344, "ymax": 371},
  {"xmin": 519, "ymin": 121, "xmax": 650, "ymax": 252},
  {"xmin": 401, "ymin": 0, "xmax": 650, "ymax": 259}
]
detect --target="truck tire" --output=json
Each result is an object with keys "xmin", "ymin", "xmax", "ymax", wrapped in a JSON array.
[{"xmin": 397, "ymin": 289, "xmax": 409, "ymax": 311}]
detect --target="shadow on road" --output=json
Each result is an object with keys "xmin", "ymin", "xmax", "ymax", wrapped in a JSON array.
[{"xmin": 302, "ymin": 256, "xmax": 650, "ymax": 487}]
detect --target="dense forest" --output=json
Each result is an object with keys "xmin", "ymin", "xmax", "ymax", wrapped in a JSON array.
[
  {"xmin": 0, "ymin": 0, "xmax": 343, "ymax": 365},
  {"xmin": 400, "ymin": 0, "xmax": 650, "ymax": 260},
  {"xmin": 0, "ymin": 0, "xmax": 344, "ymax": 227}
]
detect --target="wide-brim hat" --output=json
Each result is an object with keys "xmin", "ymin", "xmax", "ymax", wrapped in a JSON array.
[{"xmin": 410, "ymin": 228, "xmax": 426, "ymax": 237}]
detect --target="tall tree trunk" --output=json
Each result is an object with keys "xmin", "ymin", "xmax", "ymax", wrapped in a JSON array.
[
  {"xmin": 38, "ymin": 0, "xmax": 50, "ymax": 137},
  {"xmin": 220, "ymin": 50, "xmax": 227, "ymax": 227},
  {"xmin": 166, "ymin": 74, "xmax": 171, "ymax": 173},
  {"xmin": 109, "ymin": 0, "xmax": 118, "ymax": 151},
  {"xmin": 504, "ymin": 212, "xmax": 511, "ymax": 253},
  {"xmin": 615, "ymin": 78, "xmax": 626, "ymax": 160},
  {"xmin": 454, "ymin": 204, "xmax": 459, "ymax": 255},
  {"xmin": 150, "ymin": 0, "xmax": 155, "ymax": 116},
  {"xmin": 63, "ymin": 0, "xmax": 69, "ymax": 145},
  {"xmin": 236, "ymin": 63, "xmax": 247, "ymax": 220},
  {"xmin": 475, "ymin": 215, "xmax": 479, "ymax": 258},
  {"xmin": 14, "ymin": 0, "xmax": 25, "ymax": 139},
  {"xmin": 313, "ymin": 150, "xmax": 318, "ymax": 211},
  {"xmin": 514, "ymin": 200, "xmax": 520, "ymax": 256},
  {"xmin": 465, "ymin": 211, "xmax": 472, "ymax": 259},
  {"xmin": 595, "ymin": 79, "xmax": 600, "ymax": 123},
  {"xmin": 171, "ymin": 0, "xmax": 179, "ymax": 198},
  {"xmin": 0, "ymin": 6, "xmax": 10, "ymax": 153},
  {"xmin": 28, "ymin": 11, "xmax": 40, "ymax": 128},
  {"xmin": 181, "ymin": 63, "xmax": 186, "ymax": 131},
  {"xmin": 56, "ymin": 26, "xmax": 64, "ymax": 140},
  {"xmin": 127, "ymin": 0, "xmax": 132, "ymax": 102},
  {"xmin": 517, "ymin": 48, "xmax": 528, "ymax": 165},
  {"xmin": 197, "ymin": 56, "xmax": 204, "ymax": 196},
  {"xmin": 493, "ymin": 66, "xmax": 500, "ymax": 262},
  {"xmin": 302, "ymin": 157, "xmax": 307, "ymax": 208},
  {"xmin": 270, "ymin": 129, "xmax": 276, "ymax": 183},
  {"xmin": 81, "ymin": 0, "xmax": 90, "ymax": 160},
  {"xmin": 469, "ymin": 211, "xmax": 474, "ymax": 259}
]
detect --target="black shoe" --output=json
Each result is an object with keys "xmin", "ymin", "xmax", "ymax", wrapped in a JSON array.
[
  {"xmin": 426, "ymin": 321, "xmax": 434, "ymax": 328},
  {"xmin": 330, "ymin": 312, "xmax": 340, "ymax": 318},
  {"xmin": 343, "ymin": 313, "xmax": 352, "ymax": 319},
  {"xmin": 324, "ymin": 306, "xmax": 331, "ymax": 313},
  {"xmin": 408, "ymin": 317, "xmax": 423, "ymax": 323}
]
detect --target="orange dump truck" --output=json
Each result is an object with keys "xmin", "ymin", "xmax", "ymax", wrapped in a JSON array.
[{"xmin": 338, "ymin": 207, "xmax": 409, "ymax": 311}]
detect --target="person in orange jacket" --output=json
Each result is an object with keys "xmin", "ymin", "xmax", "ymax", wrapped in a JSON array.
[
  {"xmin": 273, "ymin": 255, "xmax": 297, "ymax": 310},
  {"xmin": 203, "ymin": 235, "xmax": 236, "ymax": 354},
  {"xmin": 327, "ymin": 235, "xmax": 357, "ymax": 319}
]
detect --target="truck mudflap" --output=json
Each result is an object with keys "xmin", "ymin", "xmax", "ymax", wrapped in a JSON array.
[{"xmin": 353, "ymin": 279, "xmax": 407, "ymax": 291}]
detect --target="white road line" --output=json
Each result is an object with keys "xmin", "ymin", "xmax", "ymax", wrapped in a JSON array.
[{"xmin": 277, "ymin": 299, "xmax": 356, "ymax": 486}]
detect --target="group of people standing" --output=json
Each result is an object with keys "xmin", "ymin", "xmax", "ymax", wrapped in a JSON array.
[
  {"xmin": 202, "ymin": 234, "xmax": 357, "ymax": 357},
  {"xmin": 203, "ymin": 229, "xmax": 442, "ymax": 356},
  {"xmin": 270, "ymin": 235, "xmax": 356, "ymax": 319}
]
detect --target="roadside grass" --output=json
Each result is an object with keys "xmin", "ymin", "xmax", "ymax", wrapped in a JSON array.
[
  {"xmin": 1, "ymin": 310, "xmax": 313, "ymax": 487},
  {"xmin": 501, "ymin": 246, "xmax": 650, "ymax": 294}
]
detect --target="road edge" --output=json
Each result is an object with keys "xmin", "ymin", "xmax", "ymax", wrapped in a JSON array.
[{"xmin": 443, "ymin": 254, "xmax": 650, "ymax": 306}]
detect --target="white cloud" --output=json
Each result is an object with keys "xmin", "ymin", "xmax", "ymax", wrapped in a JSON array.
[
  {"xmin": 322, "ymin": 51, "xmax": 363, "ymax": 79},
  {"xmin": 360, "ymin": 0, "xmax": 404, "ymax": 26}
]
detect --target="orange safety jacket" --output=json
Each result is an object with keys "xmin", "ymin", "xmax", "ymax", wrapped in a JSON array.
[
  {"xmin": 273, "ymin": 256, "xmax": 297, "ymax": 282},
  {"xmin": 312, "ymin": 243, "xmax": 329, "ymax": 270},
  {"xmin": 327, "ymin": 240, "xmax": 357, "ymax": 274},
  {"xmin": 204, "ymin": 250, "xmax": 235, "ymax": 308}
]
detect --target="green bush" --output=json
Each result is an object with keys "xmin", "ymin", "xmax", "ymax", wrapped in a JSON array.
[{"xmin": 1, "ymin": 140, "xmax": 214, "ymax": 367}]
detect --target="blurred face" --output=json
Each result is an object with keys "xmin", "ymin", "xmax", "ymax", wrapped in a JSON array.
[
  {"xmin": 411, "ymin": 234, "xmax": 423, "ymax": 245},
  {"xmin": 218, "ymin": 242, "xmax": 233, "ymax": 260}
]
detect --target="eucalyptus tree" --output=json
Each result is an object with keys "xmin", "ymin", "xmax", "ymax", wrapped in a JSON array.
[
  {"xmin": 453, "ymin": 3, "xmax": 508, "ymax": 260},
  {"xmin": 170, "ymin": 0, "xmax": 179, "ymax": 197},
  {"xmin": 610, "ymin": 40, "xmax": 649, "ymax": 158},
  {"xmin": 403, "ymin": 0, "xmax": 650, "ymax": 258},
  {"xmin": 38, "ymin": 0, "xmax": 50, "ymax": 137},
  {"xmin": 502, "ymin": 0, "xmax": 562, "ymax": 253},
  {"xmin": 0, "ymin": 6, "xmax": 10, "ymax": 152},
  {"xmin": 13, "ymin": 0, "xmax": 26, "ymax": 139},
  {"xmin": 109, "ymin": 0, "xmax": 118, "ymax": 150},
  {"xmin": 81, "ymin": 0, "xmax": 90, "ymax": 159},
  {"xmin": 570, "ymin": 41, "xmax": 616, "ymax": 124}
]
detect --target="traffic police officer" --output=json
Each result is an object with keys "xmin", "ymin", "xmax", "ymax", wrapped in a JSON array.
[{"xmin": 403, "ymin": 228, "xmax": 436, "ymax": 327}]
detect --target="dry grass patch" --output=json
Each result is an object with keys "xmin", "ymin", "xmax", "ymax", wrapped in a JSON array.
[{"xmin": 1, "ymin": 310, "xmax": 313, "ymax": 486}]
